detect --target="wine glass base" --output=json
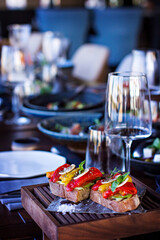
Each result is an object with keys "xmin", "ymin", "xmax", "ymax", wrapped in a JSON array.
[{"xmin": 5, "ymin": 116, "xmax": 31, "ymax": 125}]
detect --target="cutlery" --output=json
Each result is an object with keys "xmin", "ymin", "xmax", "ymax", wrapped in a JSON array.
[{"xmin": 53, "ymin": 84, "xmax": 86, "ymax": 110}]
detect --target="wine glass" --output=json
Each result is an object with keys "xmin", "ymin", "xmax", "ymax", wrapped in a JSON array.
[
  {"xmin": 0, "ymin": 45, "xmax": 33, "ymax": 125},
  {"xmin": 104, "ymin": 71, "xmax": 152, "ymax": 173}
]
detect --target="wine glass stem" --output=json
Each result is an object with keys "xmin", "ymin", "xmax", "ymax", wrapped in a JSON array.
[{"xmin": 124, "ymin": 139, "xmax": 132, "ymax": 173}]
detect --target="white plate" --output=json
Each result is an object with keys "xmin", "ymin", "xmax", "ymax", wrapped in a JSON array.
[{"xmin": 0, "ymin": 150, "xmax": 66, "ymax": 178}]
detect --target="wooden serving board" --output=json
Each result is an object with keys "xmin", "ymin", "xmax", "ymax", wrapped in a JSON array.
[{"xmin": 21, "ymin": 177, "xmax": 160, "ymax": 240}]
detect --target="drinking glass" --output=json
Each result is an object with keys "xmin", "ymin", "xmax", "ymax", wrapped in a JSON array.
[
  {"xmin": 42, "ymin": 31, "xmax": 64, "ymax": 64},
  {"xmin": 131, "ymin": 49, "xmax": 160, "ymax": 89},
  {"xmin": 8, "ymin": 24, "xmax": 31, "ymax": 50},
  {"xmin": 0, "ymin": 45, "xmax": 33, "ymax": 125},
  {"xmin": 104, "ymin": 72, "xmax": 152, "ymax": 173},
  {"xmin": 85, "ymin": 125, "xmax": 125, "ymax": 174}
]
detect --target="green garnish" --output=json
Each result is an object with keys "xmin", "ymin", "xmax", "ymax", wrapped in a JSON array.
[
  {"xmin": 111, "ymin": 172, "xmax": 130, "ymax": 192},
  {"xmin": 55, "ymin": 123, "xmax": 65, "ymax": 131},
  {"xmin": 110, "ymin": 167, "xmax": 121, "ymax": 177},
  {"xmin": 79, "ymin": 160, "xmax": 86, "ymax": 174},
  {"xmin": 94, "ymin": 118, "xmax": 101, "ymax": 126},
  {"xmin": 83, "ymin": 182, "xmax": 94, "ymax": 188},
  {"xmin": 148, "ymin": 138, "xmax": 160, "ymax": 150},
  {"xmin": 111, "ymin": 194, "xmax": 132, "ymax": 201}
]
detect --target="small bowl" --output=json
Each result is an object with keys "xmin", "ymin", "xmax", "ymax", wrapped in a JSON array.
[{"xmin": 11, "ymin": 137, "xmax": 40, "ymax": 151}]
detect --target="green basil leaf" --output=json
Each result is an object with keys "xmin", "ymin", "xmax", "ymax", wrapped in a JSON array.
[
  {"xmin": 111, "ymin": 172, "xmax": 130, "ymax": 192},
  {"xmin": 111, "ymin": 180, "xmax": 119, "ymax": 192},
  {"xmin": 79, "ymin": 160, "xmax": 86, "ymax": 174},
  {"xmin": 122, "ymin": 172, "xmax": 130, "ymax": 181}
]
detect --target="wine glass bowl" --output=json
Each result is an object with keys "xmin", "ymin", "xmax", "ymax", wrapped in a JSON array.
[{"xmin": 104, "ymin": 71, "xmax": 152, "ymax": 172}]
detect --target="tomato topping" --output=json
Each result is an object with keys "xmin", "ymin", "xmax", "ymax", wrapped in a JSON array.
[
  {"xmin": 50, "ymin": 164, "xmax": 70, "ymax": 183},
  {"xmin": 66, "ymin": 167, "xmax": 102, "ymax": 191}
]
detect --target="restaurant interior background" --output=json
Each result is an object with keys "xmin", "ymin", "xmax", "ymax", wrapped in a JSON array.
[
  {"xmin": 0, "ymin": 0, "xmax": 160, "ymax": 70},
  {"xmin": 1, "ymin": 1, "xmax": 160, "ymax": 240}
]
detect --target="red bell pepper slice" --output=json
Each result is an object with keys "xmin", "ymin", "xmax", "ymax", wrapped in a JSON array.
[
  {"xmin": 103, "ymin": 188, "xmax": 113, "ymax": 199},
  {"xmin": 66, "ymin": 167, "xmax": 102, "ymax": 191},
  {"xmin": 50, "ymin": 163, "xmax": 70, "ymax": 183},
  {"xmin": 103, "ymin": 182, "xmax": 137, "ymax": 199},
  {"xmin": 111, "ymin": 172, "xmax": 122, "ymax": 179},
  {"xmin": 92, "ymin": 179, "xmax": 104, "ymax": 191},
  {"xmin": 116, "ymin": 182, "xmax": 137, "ymax": 196}
]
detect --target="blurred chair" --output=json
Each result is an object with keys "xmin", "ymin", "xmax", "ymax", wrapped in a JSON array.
[
  {"xmin": 89, "ymin": 8, "xmax": 143, "ymax": 67},
  {"xmin": 35, "ymin": 8, "xmax": 90, "ymax": 58},
  {"xmin": 71, "ymin": 43, "xmax": 110, "ymax": 85}
]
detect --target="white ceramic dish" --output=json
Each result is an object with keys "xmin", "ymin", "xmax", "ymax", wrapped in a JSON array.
[{"xmin": 0, "ymin": 150, "xmax": 66, "ymax": 178}]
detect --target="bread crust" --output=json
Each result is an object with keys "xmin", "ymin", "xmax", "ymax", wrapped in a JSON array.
[
  {"xmin": 49, "ymin": 181, "xmax": 90, "ymax": 203},
  {"xmin": 90, "ymin": 189, "xmax": 140, "ymax": 213}
]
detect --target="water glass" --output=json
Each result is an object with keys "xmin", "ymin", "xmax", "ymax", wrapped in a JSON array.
[{"xmin": 85, "ymin": 125, "xmax": 125, "ymax": 174}]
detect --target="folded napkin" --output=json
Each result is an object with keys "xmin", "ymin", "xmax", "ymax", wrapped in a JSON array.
[
  {"xmin": 6, "ymin": 203, "xmax": 23, "ymax": 211},
  {"xmin": 0, "ymin": 176, "xmax": 48, "ymax": 211},
  {"xmin": 0, "ymin": 176, "xmax": 48, "ymax": 195},
  {"xmin": 155, "ymin": 175, "xmax": 160, "ymax": 194}
]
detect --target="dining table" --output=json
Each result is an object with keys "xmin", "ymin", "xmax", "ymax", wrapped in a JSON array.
[{"xmin": 0, "ymin": 109, "xmax": 160, "ymax": 240}]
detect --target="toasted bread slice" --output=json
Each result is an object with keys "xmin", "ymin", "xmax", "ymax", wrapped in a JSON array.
[
  {"xmin": 90, "ymin": 189, "xmax": 140, "ymax": 213},
  {"xmin": 49, "ymin": 181, "xmax": 90, "ymax": 203}
]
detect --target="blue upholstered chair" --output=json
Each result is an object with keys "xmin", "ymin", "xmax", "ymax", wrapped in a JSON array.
[
  {"xmin": 35, "ymin": 8, "xmax": 90, "ymax": 58},
  {"xmin": 89, "ymin": 8, "xmax": 143, "ymax": 67}
]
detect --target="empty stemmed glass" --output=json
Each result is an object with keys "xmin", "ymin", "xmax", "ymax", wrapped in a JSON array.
[{"xmin": 104, "ymin": 72, "xmax": 152, "ymax": 173}]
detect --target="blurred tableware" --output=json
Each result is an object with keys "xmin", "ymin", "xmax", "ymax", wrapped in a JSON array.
[
  {"xmin": 23, "ymin": 90, "xmax": 104, "ymax": 112},
  {"xmin": 0, "ymin": 97, "xmax": 8, "ymax": 119},
  {"xmin": 0, "ymin": 150, "xmax": 66, "ymax": 179},
  {"xmin": 37, "ymin": 113, "xmax": 102, "ymax": 153},
  {"xmin": 8, "ymin": 24, "xmax": 31, "ymax": 50},
  {"xmin": 42, "ymin": 31, "xmax": 69, "ymax": 64},
  {"xmin": 11, "ymin": 137, "xmax": 40, "ymax": 151},
  {"xmin": 105, "ymin": 72, "xmax": 152, "ymax": 173},
  {"xmin": 131, "ymin": 49, "xmax": 160, "ymax": 89},
  {"xmin": 0, "ymin": 45, "xmax": 34, "ymax": 125},
  {"xmin": 52, "ymin": 84, "xmax": 86, "ymax": 110},
  {"xmin": 85, "ymin": 125, "xmax": 125, "ymax": 174},
  {"xmin": 132, "ymin": 138, "xmax": 160, "ymax": 176}
]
